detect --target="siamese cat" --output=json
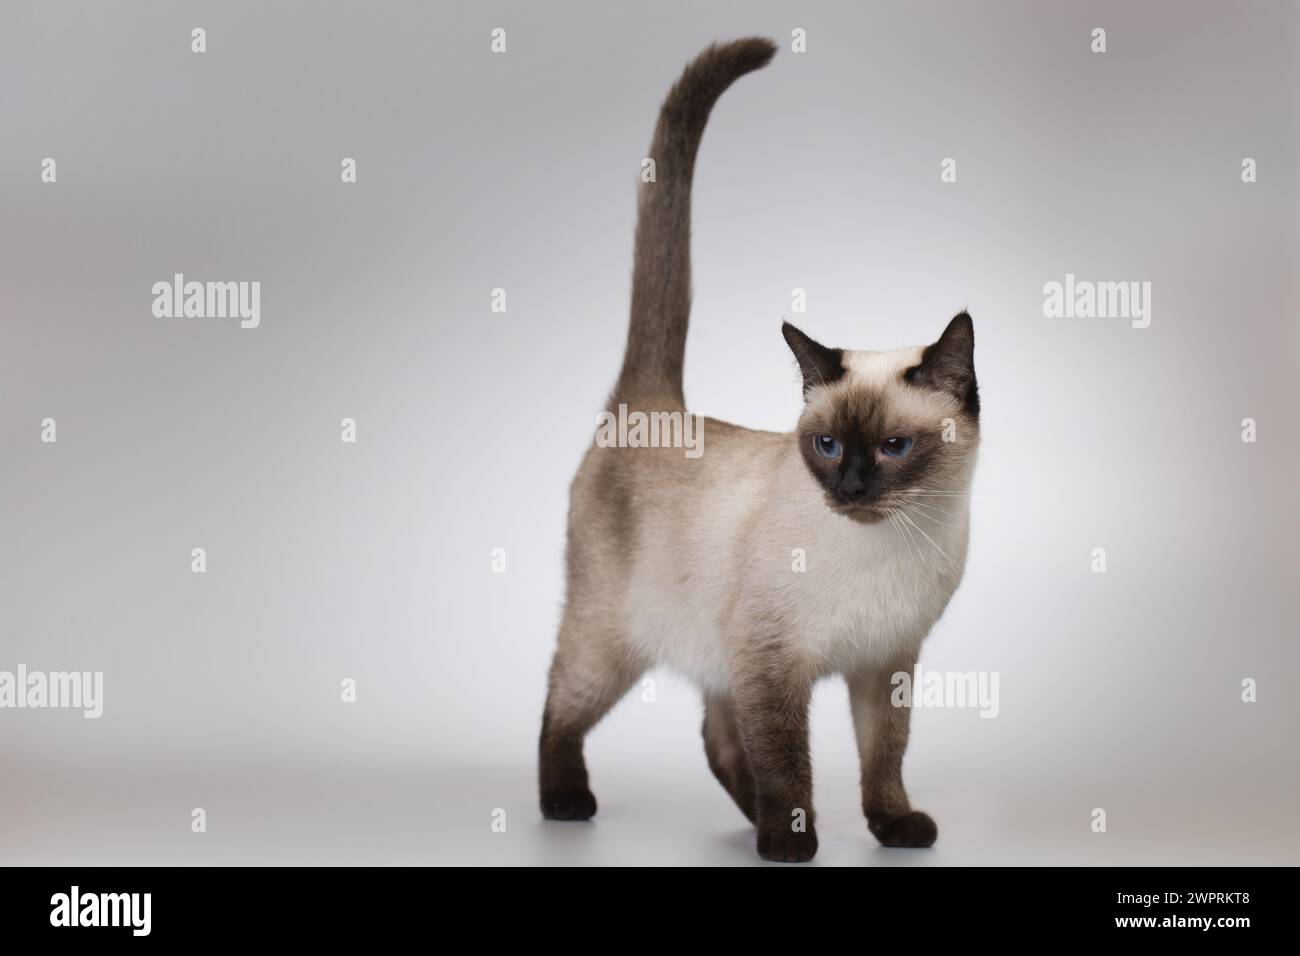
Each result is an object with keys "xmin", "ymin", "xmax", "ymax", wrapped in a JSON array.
[{"xmin": 538, "ymin": 37, "xmax": 979, "ymax": 862}]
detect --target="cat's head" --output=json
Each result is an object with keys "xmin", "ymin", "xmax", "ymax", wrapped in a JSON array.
[{"xmin": 782, "ymin": 312, "xmax": 979, "ymax": 522}]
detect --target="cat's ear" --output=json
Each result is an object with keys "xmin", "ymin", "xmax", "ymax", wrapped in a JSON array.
[
  {"xmin": 782, "ymin": 322, "xmax": 845, "ymax": 395},
  {"xmin": 905, "ymin": 311, "xmax": 978, "ymax": 413}
]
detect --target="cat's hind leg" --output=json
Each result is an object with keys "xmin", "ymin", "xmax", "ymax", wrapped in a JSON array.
[
  {"xmin": 702, "ymin": 693, "xmax": 757, "ymax": 824},
  {"xmin": 538, "ymin": 613, "xmax": 643, "ymax": 821}
]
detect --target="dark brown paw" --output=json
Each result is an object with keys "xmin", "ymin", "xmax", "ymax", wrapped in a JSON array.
[
  {"xmin": 869, "ymin": 810, "xmax": 937, "ymax": 847},
  {"xmin": 540, "ymin": 788, "xmax": 597, "ymax": 821},
  {"xmin": 757, "ymin": 824, "xmax": 818, "ymax": 862}
]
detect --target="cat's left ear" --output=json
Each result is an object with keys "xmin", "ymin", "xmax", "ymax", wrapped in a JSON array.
[{"xmin": 905, "ymin": 311, "xmax": 978, "ymax": 413}]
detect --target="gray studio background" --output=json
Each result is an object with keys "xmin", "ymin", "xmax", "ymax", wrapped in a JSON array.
[{"xmin": 2, "ymin": 0, "xmax": 1297, "ymax": 865}]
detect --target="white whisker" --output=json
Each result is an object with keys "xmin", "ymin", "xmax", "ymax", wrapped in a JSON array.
[{"xmin": 896, "ymin": 508, "xmax": 956, "ymax": 574}]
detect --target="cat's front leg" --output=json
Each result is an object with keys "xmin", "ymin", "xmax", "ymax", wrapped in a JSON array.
[
  {"xmin": 731, "ymin": 641, "xmax": 818, "ymax": 862},
  {"xmin": 847, "ymin": 658, "xmax": 938, "ymax": 848}
]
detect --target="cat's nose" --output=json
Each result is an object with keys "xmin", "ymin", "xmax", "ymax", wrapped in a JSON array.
[{"xmin": 839, "ymin": 473, "xmax": 867, "ymax": 499}]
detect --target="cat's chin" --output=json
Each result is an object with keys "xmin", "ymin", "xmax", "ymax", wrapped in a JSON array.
[{"xmin": 828, "ymin": 500, "xmax": 888, "ymax": 524}]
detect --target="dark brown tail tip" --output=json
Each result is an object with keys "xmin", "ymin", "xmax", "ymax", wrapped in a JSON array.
[
  {"xmin": 662, "ymin": 38, "xmax": 776, "ymax": 123},
  {"xmin": 712, "ymin": 36, "xmax": 778, "ymax": 75}
]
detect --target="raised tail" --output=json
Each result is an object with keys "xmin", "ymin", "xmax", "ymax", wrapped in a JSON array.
[{"xmin": 611, "ymin": 37, "xmax": 777, "ymax": 410}]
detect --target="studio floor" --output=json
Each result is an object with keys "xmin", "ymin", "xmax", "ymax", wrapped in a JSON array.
[{"xmin": 3, "ymin": 751, "xmax": 1291, "ymax": 867}]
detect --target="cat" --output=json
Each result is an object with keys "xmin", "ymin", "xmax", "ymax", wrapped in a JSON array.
[{"xmin": 538, "ymin": 37, "xmax": 980, "ymax": 863}]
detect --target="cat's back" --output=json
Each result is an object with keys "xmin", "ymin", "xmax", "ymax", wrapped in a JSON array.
[{"xmin": 569, "ymin": 413, "xmax": 789, "ymax": 542}]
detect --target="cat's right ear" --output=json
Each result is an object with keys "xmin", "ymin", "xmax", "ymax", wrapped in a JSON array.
[{"xmin": 782, "ymin": 322, "xmax": 845, "ymax": 396}]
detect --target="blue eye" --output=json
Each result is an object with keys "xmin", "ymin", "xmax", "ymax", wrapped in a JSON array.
[
  {"xmin": 881, "ymin": 436, "xmax": 913, "ymax": 458},
  {"xmin": 814, "ymin": 435, "xmax": 842, "ymax": 459}
]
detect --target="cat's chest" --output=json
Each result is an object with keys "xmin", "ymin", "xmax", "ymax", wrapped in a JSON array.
[{"xmin": 773, "ymin": 511, "xmax": 968, "ymax": 668}]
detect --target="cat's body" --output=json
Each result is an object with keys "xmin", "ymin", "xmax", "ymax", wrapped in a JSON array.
[
  {"xmin": 540, "ymin": 38, "xmax": 979, "ymax": 862},
  {"xmin": 587, "ymin": 408, "xmax": 969, "ymax": 692}
]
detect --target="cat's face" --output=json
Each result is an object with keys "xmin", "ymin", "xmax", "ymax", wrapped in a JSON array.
[{"xmin": 783, "ymin": 313, "xmax": 979, "ymax": 523}]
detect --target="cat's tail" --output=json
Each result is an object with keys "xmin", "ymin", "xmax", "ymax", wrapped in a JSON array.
[{"xmin": 611, "ymin": 37, "xmax": 777, "ymax": 410}]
